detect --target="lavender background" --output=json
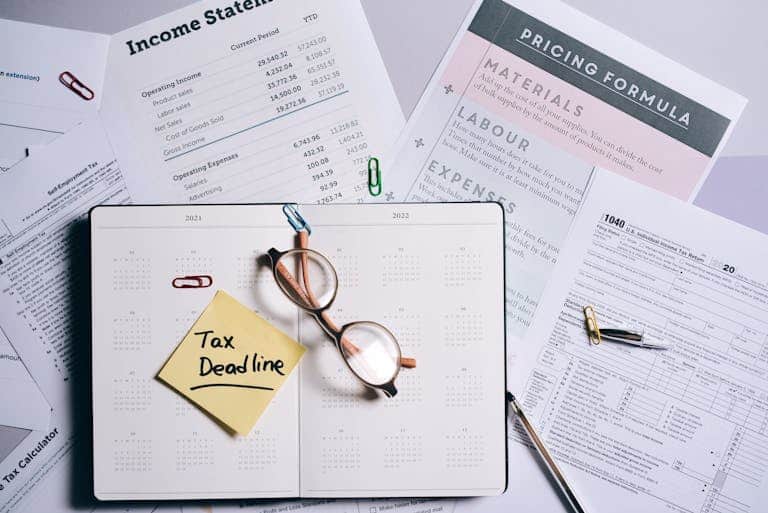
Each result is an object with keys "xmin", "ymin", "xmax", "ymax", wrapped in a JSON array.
[{"xmin": 0, "ymin": 0, "xmax": 765, "ymax": 502}]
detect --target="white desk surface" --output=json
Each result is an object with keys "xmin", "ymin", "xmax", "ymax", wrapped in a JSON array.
[{"xmin": 0, "ymin": 0, "xmax": 766, "ymax": 505}]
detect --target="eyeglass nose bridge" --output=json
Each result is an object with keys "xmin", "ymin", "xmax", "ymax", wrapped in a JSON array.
[{"xmin": 312, "ymin": 310, "xmax": 342, "ymax": 339}]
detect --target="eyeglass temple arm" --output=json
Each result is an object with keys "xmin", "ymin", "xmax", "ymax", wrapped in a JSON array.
[{"xmin": 272, "ymin": 232, "xmax": 416, "ymax": 369}]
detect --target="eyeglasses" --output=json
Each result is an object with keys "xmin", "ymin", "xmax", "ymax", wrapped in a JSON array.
[{"xmin": 266, "ymin": 229, "xmax": 415, "ymax": 397}]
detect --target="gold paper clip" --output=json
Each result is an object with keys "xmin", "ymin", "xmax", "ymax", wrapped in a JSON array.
[{"xmin": 583, "ymin": 305, "xmax": 601, "ymax": 345}]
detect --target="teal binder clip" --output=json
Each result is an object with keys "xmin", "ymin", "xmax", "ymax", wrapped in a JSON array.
[
  {"xmin": 282, "ymin": 203, "xmax": 311, "ymax": 235},
  {"xmin": 368, "ymin": 157, "xmax": 382, "ymax": 196}
]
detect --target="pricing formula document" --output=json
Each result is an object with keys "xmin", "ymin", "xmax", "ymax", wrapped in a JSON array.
[
  {"xmin": 386, "ymin": 0, "xmax": 746, "ymax": 337},
  {"xmin": 101, "ymin": 0, "xmax": 403, "ymax": 205},
  {"xmin": 467, "ymin": 169, "xmax": 768, "ymax": 512}
]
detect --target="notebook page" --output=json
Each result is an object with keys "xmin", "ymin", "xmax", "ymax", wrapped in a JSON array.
[
  {"xmin": 298, "ymin": 203, "xmax": 507, "ymax": 496},
  {"xmin": 91, "ymin": 205, "xmax": 300, "ymax": 500}
]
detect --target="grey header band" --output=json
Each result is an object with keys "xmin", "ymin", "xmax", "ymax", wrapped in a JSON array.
[{"xmin": 468, "ymin": 0, "xmax": 731, "ymax": 157}]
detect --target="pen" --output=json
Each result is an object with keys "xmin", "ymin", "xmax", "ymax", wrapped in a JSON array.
[
  {"xmin": 598, "ymin": 329, "xmax": 670, "ymax": 349},
  {"xmin": 583, "ymin": 306, "xmax": 669, "ymax": 349},
  {"xmin": 507, "ymin": 391, "xmax": 589, "ymax": 513}
]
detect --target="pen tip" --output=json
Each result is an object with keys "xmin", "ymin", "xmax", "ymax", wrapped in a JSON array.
[
  {"xmin": 646, "ymin": 338, "xmax": 672, "ymax": 349},
  {"xmin": 506, "ymin": 391, "xmax": 514, "ymax": 402}
]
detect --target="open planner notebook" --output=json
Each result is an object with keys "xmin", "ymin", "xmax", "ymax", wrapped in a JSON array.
[{"xmin": 90, "ymin": 202, "xmax": 507, "ymax": 500}]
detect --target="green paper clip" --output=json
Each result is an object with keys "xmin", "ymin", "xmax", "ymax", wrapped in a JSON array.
[
  {"xmin": 282, "ymin": 203, "xmax": 311, "ymax": 235},
  {"xmin": 368, "ymin": 157, "xmax": 382, "ymax": 196}
]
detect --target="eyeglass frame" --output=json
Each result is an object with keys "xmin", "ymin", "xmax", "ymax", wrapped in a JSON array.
[{"xmin": 266, "ymin": 231, "xmax": 410, "ymax": 397}]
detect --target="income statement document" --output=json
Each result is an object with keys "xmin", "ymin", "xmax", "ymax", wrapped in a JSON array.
[
  {"xmin": 464, "ymin": 169, "xmax": 768, "ymax": 513},
  {"xmin": 101, "ymin": 0, "xmax": 404, "ymax": 205},
  {"xmin": 385, "ymin": 0, "xmax": 746, "ymax": 338}
]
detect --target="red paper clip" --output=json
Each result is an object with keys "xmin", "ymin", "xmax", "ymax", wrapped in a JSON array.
[
  {"xmin": 172, "ymin": 275, "xmax": 213, "ymax": 289},
  {"xmin": 58, "ymin": 71, "xmax": 95, "ymax": 101}
]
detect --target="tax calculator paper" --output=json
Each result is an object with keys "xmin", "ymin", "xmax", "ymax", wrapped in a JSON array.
[{"xmin": 90, "ymin": 203, "xmax": 506, "ymax": 500}]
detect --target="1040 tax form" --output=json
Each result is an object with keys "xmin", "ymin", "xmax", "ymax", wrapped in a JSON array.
[{"xmin": 480, "ymin": 169, "xmax": 768, "ymax": 513}]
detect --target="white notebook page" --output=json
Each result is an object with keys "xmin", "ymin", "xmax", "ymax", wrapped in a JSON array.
[{"xmin": 90, "ymin": 203, "xmax": 506, "ymax": 500}]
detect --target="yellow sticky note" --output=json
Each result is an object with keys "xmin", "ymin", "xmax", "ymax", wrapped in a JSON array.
[{"xmin": 157, "ymin": 290, "xmax": 305, "ymax": 435}]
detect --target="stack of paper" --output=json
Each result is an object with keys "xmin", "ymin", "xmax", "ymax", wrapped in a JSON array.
[
  {"xmin": 1, "ymin": 0, "xmax": 766, "ymax": 512},
  {"xmin": 0, "ymin": 0, "xmax": 403, "ymax": 511}
]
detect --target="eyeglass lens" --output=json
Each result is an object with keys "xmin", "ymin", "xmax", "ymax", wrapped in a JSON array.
[
  {"xmin": 340, "ymin": 322, "xmax": 400, "ymax": 386},
  {"xmin": 274, "ymin": 249, "xmax": 337, "ymax": 311}
]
